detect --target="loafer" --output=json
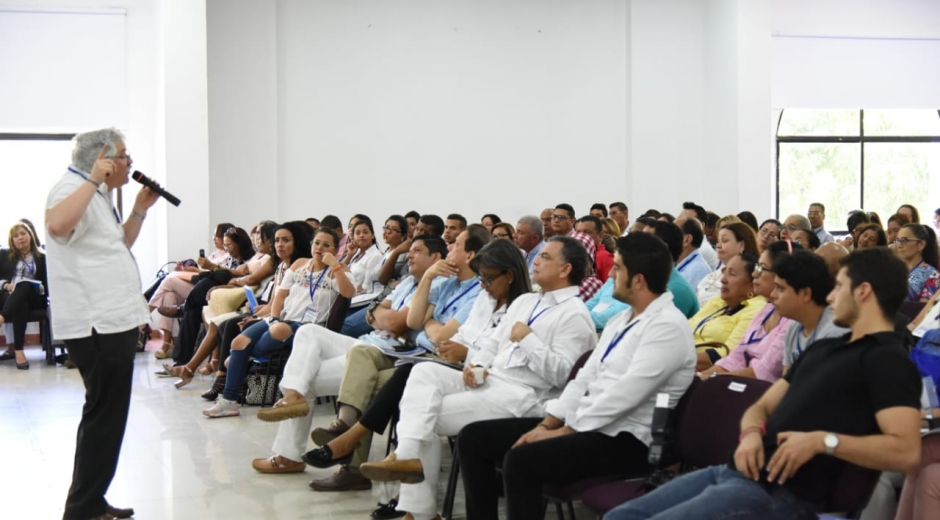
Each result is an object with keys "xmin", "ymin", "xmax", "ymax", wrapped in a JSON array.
[
  {"xmin": 360, "ymin": 453, "xmax": 425, "ymax": 484},
  {"xmin": 105, "ymin": 504, "xmax": 134, "ymax": 518},
  {"xmin": 251, "ymin": 455, "xmax": 305, "ymax": 474},
  {"xmin": 310, "ymin": 418, "xmax": 350, "ymax": 446},
  {"xmin": 371, "ymin": 499, "xmax": 407, "ymax": 520},
  {"xmin": 256, "ymin": 400, "xmax": 310, "ymax": 422},
  {"xmin": 308, "ymin": 466, "xmax": 372, "ymax": 492},
  {"xmin": 0, "ymin": 351, "xmax": 15, "ymax": 362},
  {"xmin": 302, "ymin": 444, "xmax": 354, "ymax": 469}
]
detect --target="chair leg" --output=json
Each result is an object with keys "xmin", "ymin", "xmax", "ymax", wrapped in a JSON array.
[
  {"xmin": 554, "ymin": 501, "xmax": 565, "ymax": 520},
  {"xmin": 441, "ymin": 439, "xmax": 461, "ymax": 520},
  {"xmin": 43, "ymin": 318, "xmax": 54, "ymax": 366},
  {"xmin": 566, "ymin": 499, "xmax": 577, "ymax": 520}
]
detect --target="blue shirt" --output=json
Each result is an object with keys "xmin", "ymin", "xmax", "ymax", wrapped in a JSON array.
[
  {"xmin": 524, "ymin": 241, "xmax": 545, "ymax": 279},
  {"xmin": 668, "ymin": 267, "xmax": 700, "ymax": 319},
  {"xmin": 586, "ymin": 267, "xmax": 700, "ymax": 331},
  {"xmin": 414, "ymin": 275, "xmax": 482, "ymax": 350},
  {"xmin": 676, "ymin": 250, "xmax": 712, "ymax": 290}
]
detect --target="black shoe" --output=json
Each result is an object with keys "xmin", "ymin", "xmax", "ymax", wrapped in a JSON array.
[
  {"xmin": 201, "ymin": 375, "xmax": 226, "ymax": 401},
  {"xmin": 0, "ymin": 351, "xmax": 14, "ymax": 362},
  {"xmin": 371, "ymin": 499, "xmax": 406, "ymax": 520},
  {"xmin": 16, "ymin": 361, "xmax": 29, "ymax": 370},
  {"xmin": 302, "ymin": 445, "xmax": 353, "ymax": 469}
]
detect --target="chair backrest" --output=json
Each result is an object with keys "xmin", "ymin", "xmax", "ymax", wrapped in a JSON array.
[
  {"xmin": 676, "ymin": 375, "xmax": 772, "ymax": 469},
  {"xmin": 823, "ymin": 463, "xmax": 881, "ymax": 518},
  {"xmin": 649, "ymin": 376, "xmax": 702, "ymax": 468},
  {"xmin": 326, "ymin": 294, "xmax": 351, "ymax": 333},
  {"xmin": 900, "ymin": 300, "xmax": 927, "ymax": 322},
  {"xmin": 567, "ymin": 349, "xmax": 594, "ymax": 383}
]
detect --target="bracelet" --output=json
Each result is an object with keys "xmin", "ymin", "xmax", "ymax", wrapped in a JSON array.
[
  {"xmin": 739, "ymin": 422, "xmax": 766, "ymax": 441},
  {"xmin": 131, "ymin": 211, "xmax": 146, "ymax": 221},
  {"xmin": 86, "ymin": 178, "xmax": 102, "ymax": 188}
]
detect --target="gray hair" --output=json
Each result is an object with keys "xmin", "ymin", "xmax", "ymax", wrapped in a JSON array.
[
  {"xmin": 787, "ymin": 214, "xmax": 812, "ymax": 231},
  {"xmin": 71, "ymin": 128, "xmax": 126, "ymax": 173},
  {"xmin": 517, "ymin": 215, "xmax": 543, "ymax": 238}
]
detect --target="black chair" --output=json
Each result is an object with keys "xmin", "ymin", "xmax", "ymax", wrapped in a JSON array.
[{"xmin": 24, "ymin": 306, "xmax": 62, "ymax": 366}]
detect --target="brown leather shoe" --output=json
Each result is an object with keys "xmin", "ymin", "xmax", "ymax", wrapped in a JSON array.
[
  {"xmin": 308, "ymin": 466, "xmax": 372, "ymax": 492},
  {"xmin": 157, "ymin": 305, "xmax": 183, "ymax": 318},
  {"xmin": 310, "ymin": 418, "xmax": 350, "ymax": 446},
  {"xmin": 360, "ymin": 453, "xmax": 425, "ymax": 484},
  {"xmin": 105, "ymin": 504, "xmax": 134, "ymax": 518},
  {"xmin": 257, "ymin": 399, "xmax": 310, "ymax": 422},
  {"xmin": 252, "ymin": 455, "xmax": 305, "ymax": 474}
]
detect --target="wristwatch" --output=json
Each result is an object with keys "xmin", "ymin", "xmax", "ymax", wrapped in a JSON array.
[{"xmin": 824, "ymin": 432, "xmax": 839, "ymax": 455}]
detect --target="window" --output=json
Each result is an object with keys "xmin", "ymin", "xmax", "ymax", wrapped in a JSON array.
[
  {"xmin": 776, "ymin": 109, "xmax": 940, "ymax": 230},
  {"xmin": 0, "ymin": 135, "xmax": 76, "ymax": 236}
]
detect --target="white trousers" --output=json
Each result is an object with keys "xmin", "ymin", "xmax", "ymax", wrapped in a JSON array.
[
  {"xmin": 271, "ymin": 324, "xmax": 359, "ymax": 461},
  {"xmin": 395, "ymin": 363, "xmax": 539, "ymax": 516}
]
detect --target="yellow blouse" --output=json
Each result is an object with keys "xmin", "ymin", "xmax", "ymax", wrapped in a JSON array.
[{"xmin": 688, "ymin": 295, "xmax": 767, "ymax": 358}]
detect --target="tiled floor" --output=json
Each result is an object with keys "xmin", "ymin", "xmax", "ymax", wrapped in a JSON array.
[{"xmin": 0, "ymin": 339, "xmax": 469, "ymax": 519}]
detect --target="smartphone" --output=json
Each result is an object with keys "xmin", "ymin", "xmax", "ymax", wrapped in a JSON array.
[{"xmin": 199, "ymin": 249, "xmax": 205, "ymax": 258}]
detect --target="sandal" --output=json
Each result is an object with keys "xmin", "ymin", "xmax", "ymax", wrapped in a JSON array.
[
  {"xmin": 197, "ymin": 358, "xmax": 218, "ymax": 376},
  {"xmin": 174, "ymin": 366, "xmax": 195, "ymax": 389},
  {"xmin": 202, "ymin": 375, "xmax": 226, "ymax": 401},
  {"xmin": 154, "ymin": 363, "xmax": 179, "ymax": 377},
  {"xmin": 154, "ymin": 342, "xmax": 172, "ymax": 359}
]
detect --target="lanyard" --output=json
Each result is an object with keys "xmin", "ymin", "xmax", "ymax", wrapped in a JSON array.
[
  {"xmin": 351, "ymin": 247, "xmax": 369, "ymax": 264},
  {"xmin": 22, "ymin": 257, "xmax": 35, "ymax": 276},
  {"xmin": 441, "ymin": 280, "xmax": 478, "ymax": 316},
  {"xmin": 743, "ymin": 308, "xmax": 775, "ymax": 345},
  {"xmin": 693, "ymin": 305, "xmax": 729, "ymax": 337},
  {"xmin": 68, "ymin": 167, "xmax": 120, "ymax": 224},
  {"xmin": 910, "ymin": 260, "xmax": 924, "ymax": 276},
  {"xmin": 795, "ymin": 313, "xmax": 823, "ymax": 358},
  {"xmin": 527, "ymin": 297, "xmax": 557, "ymax": 326},
  {"xmin": 677, "ymin": 251, "xmax": 699, "ymax": 273},
  {"xmin": 601, "ymin": 320, "xmax": 640, "ymax": 362},
  {"xmin": 308, "ymin": 267, "xmax": 329, "ymax": 302},
  {"xmin": 396, "ymin": 283, "xmax": 417, "ymax": 311}
]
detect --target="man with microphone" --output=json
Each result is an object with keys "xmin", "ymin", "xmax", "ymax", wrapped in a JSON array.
[{"xmin": 45, "ymin": 128, "xmax": 160, "ymax": 520}]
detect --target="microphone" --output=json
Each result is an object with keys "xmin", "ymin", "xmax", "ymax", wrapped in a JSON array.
[{"xmin": 132, "ymin": 170, "xmax": 181, "ymax": 206}]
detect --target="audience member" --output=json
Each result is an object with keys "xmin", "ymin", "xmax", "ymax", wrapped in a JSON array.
[
  {"xmin": 658, "ymin": 213, "xmax": 676, "ymax": 223},
  {"xmin": 416, "ymin": 214, "xmax": 445, "ymax": 238},
  {"xmin": 789, "ymin": 227, "xmax": 821, "ymax": 252},
  {"xmin": 445, "ymin": 214, "xmax": 468, "ymax": 244},
  {"xmin": 645, "ymin": 221, "xmax": 700, "ymax": 318},
  {"xmin": 758, "ymin": 218, "xmax": 782, "ymax": 251},
  {"xmin": 808, "ymin": 202, "xmax": 834, "ymax": 244},
  {"xmin": 898, "ymin": 204, "xmax": 921, "ymax": 224},
  {"xmin": 705, "ymin": 212, "xmax": 721, "ymax": 245},
  {"xmin": 689, "ymin": 252, "xmax": 766, "ymax": 371},
  {"xmin": 630, "ymin": 217, "xmax": 655, "ymax": 235},
  {"xmin": 604, "ymin": 247, "xmax": 923, "ymax": 520},
  {"xmin": 609, "ymin": 202, "xmax": 630, "ymax": 237},
  {"xmin": 514, "ymin": 215, "xmax": 544, "ymax": 279},
  {"xmin": 895, "ymin": 435, "xmax": 940, "ymax": 520},
  {"xmin": 856, "ymin": 223, "xmax": 888, "ymax": 249},
  {"xmin": 934, "ymin": 208, "xmax": 940, "ymax": 240},
  {"xmin": 896, "ymin": 224, "xmax": 940, "ymax": 301},
  {"xmin": 779, "ymin": 213, "xmax": 812, "ymax": 242},
  {"xmin": 457, "ymin": 232, "xmax": 696, "ymax": 520},
  {"xmin": 843, "ymin": 211, "xmax": 872, "ymax": 249},
  {"xmin": 491, "ymin": 222, "xmax": 514, "ymax": 241},
  {"xmin": 887, "ymin": 213, "xmax": 912, "ymax": 245},
  {"xmin": 480, "ymin": 214, "xmax": 500, "ymax": 233},
  {"xmin": 305, "ymin": 217, "xmax": 320, "ymax": 232},
  {"xmin": 540, "ymin": 208, "xmax": 555, "ymax": 239},
  {"xmin": 816, "ymin": 241, "xmax": 849, "ymax": 279},
  {"xmin": 552, "ymin": 204, "xmax": 603, "ymax": 300},
  {"xmin": 358, "ymin": 236, "xmax": 597, "ymax": 519},
  {"xmin": 681, "ymin": 204, "xmax": 721, "ymax": 269},
  {"xmin": 404, "ymin": 211, "xmax": 421, "ymax": 233},
  {"xmin": 601, "ymin": 218, "xmax": 621, "ymax": 253},
  {"xmin": 868, "ymin": 211, "xmax": 883, "ymax": 228},
  {"xmin": 698, "ymin": 241, "xmax": 802, "ymax": 383},
  {"xmin": 339, "ymin": 214, "xmax": 367, "ymax": 259},
  {"xmin": 736, "ymin": 211, "xmax": 759, "ymax": 232},
  {"xmin": 0, "ymin": 222, "xmax": 48, "ymax": 368},
  {"xmin": 577, "ymin": 215, "xmax": 613, "ymax": 283},
  {"xmin": 590, "ymin": 203, "xmax": 608, "ymax": 219},
  {"xmin": 695, "ymin": 221, "xmax": 759, "ymax": 307},
  {"xmin": 341, "ymin": 216, "xmax": 384, "ymax": 295},
  {"xmin": 674, "ymin": 216, "xmax": 713, "ymax": 289}
]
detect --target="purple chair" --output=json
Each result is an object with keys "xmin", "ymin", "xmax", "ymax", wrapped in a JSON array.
[{"xmin": 820, "ymin": 462, "xmax": 881, "ymax": 519}]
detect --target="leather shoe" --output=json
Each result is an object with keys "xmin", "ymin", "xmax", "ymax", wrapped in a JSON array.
[
  {"xmin": 360, "ymin": 453, "xmax": 425, "ymax": 484},
  {"xmin": 371, "ymin": 499, "xmax": 407, "ymax": 519},
  {"xmin": 252, "ymin": 455, "xmax": 305, "ymax": 474},
  {"xmin": 157, "ymin": 305, "xmax": 183, "ymax": 318},
  {"xmin": 310, "ymin": 418, "xmax": 350, "ymax": 446},
  {"xmin": 302, "ymin": 444, "xmax": 353, "ymax": 469},
  {"xmin": 0, "ymin": 351, "xmax": 14, "ymax": 361},
  {"xmin": 85, "ymin": 514, "xmax": 116, "ymax": 520},
  {"xmin": 308, "ymin": 466, "xmax": 372, "ymax": 492},
  {"xmin": 106, "ymin": 504, "xmax": 134, "ymax": 518}
]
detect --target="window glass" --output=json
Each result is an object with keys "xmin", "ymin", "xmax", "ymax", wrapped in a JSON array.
[
  {"xmin": 777, "ymin": 109, "xmax": 859, "ymax": 137},
  {"xmin": 0, "ymin": 140, "xmax": 75, "ymax": 242}
]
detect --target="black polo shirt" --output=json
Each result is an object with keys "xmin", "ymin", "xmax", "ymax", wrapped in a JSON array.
[{"xmin": 748, "ymin": 331, "xmax": 921, "ymax": 509}]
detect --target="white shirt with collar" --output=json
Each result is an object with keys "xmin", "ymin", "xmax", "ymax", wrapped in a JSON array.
[
  {"xmin": 44, "ymin": 168, "xmax": 151, "ymax": 339},
  {"xmin": 348, "ymin": 243, "xmax": 384, "ymax": 293},
  {"xmin": 449, "ymin": 291, "xmax": 507, "ymax": 362},
  {"xmin": 470, "ymin": 285, "xmax": 597, "ymax": 417},
  {"xmin": 698, "ymin": 240, "xmax": 719, "ymax": 270},
  {"xmin": 544, "ymin": 292, "xmax": 696, "ymax": 444}
]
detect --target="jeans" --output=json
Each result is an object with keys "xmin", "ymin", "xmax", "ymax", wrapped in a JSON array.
[
  {"xmin": 341, "ymin": 306, "xmax": 373, "ymax": 338},
  {"xmin": 603, "ymin": 465, "xmax": 818, "ymax": 520},
  {"xmin": 221, "ymin": 319, "xmax": 302, "ymax": 401}
]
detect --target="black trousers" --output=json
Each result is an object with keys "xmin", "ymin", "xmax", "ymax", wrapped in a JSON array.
[
  {"xmin": 172, "ymin": 277, "xmax": 222, "ymax": 364},
  {"xmin": 0, "ymin": 282, "xmax": 47, "ymax": 350},
  {"xmin": 358, "ymin": 362, "xmax": 413, "ymax": 434},
  {"xmin": 62, "ymin": 327, "xmax": 138, "ymax": 520},
  {"xmin": 457, "ymin": 418, "xmax": 651, "ymax": 520}
]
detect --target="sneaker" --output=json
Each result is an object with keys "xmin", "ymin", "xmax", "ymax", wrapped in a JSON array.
[{"xmin": 203, "ymin": 397, "xmax": 240, "ymax": 418}]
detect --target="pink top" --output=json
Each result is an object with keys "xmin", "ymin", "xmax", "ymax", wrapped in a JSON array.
[
  {"xmin": 245, "ymin": 253, "xmax": 271, "ymax": 274},
  {"xmin": 715, "ymin": 302, "xmax": 790, "ymax": 382}
]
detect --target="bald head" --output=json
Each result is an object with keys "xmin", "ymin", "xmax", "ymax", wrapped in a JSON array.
[{"xmin": 815, "ymin": 241, "xmax": 849, "ymax": 278}]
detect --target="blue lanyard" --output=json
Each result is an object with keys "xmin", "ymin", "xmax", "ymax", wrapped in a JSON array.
[
  {"xmin": 351, "ymin": 247, "xmax": 369, "ymax": 264},
  {"xmin": 795, "ymin": 313, "xmax": 823, "ymax": 358},
  {"xmin": 308, "ymin": 267, "xmax": 329, "ymax": 302},
  {"xmin": 396, "ymin": 283, "xmax": 417, "ymax": 311},
  {"xmin": 601, "ymin": 320, "xmax": 640, "ymax": 362},
  {"xmin": 22, "ymin": 258, "xmax": 35, "ymax": 276},
  {"xmin": 68, "ymin": 167, "xmax": 120, "ymax": 224},
  {"xmin": 743, "ymin": 308, "xmax": 775, "ymax": 345},
  {"xmin": 910, "ymin": 260, "xmax": 924, "ymax": 276},
  {"xmin": 442, "ymin": 280, "xmax": 478, "ymax": 316},
  {"xmin": 693, "ymin": 305, "xmax": 729, "ymax": 337},
  {"xmin": 677, "ymin": 251, "xmax": 699, "ymax": 273}
]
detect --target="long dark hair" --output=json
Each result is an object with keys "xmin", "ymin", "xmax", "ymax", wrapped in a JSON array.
[
  {"xmin": 470, "ymin": 239, "xmax": 532, "ymax": 307},
  {"xmin": 223, "ymin": 227, "xmax": 254, "ymax": 261},
  {"xmin": 352, "ymin": 216, "xmax": 378, "ymax": 247},
  {"xmin": 277, "ymin": 221, "xmax": 313, "ymax": 265},
  {"xmin": 903, "ymin": 224, "xmax": 939, "ymax": 270}
]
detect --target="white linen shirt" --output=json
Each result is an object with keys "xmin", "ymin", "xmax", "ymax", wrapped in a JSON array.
[
  {"xmin": 278, "ymin": 264, "xmax": 353, "ymax": 325},
  {"xmin": 699, "ymin": 240, "xmax": 719, "ymax": 270},
  {"xmin": 470, "ymin": 285, "xmax": 597, "ymax": 417},
  {"xmin": 44, "ymin": 169, "xmax": 151, "ymax": 339},
  {"xmin": 449, "ymin": 291, "xmax": 507, "ymax": 362},
  {"xmin": 543, "ymin": 292, "xmax": 696, "ymax": 445},
  {"xmin": 348, "ymin": 244, "xmax": 384, "ymax": 293}
]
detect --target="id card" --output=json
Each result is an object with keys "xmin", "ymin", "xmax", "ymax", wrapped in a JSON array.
[
  {"xmin": 302, "ymin": 306, "xmax": 319, "ymax": 324},
  {"xmin": 504, "ymin": 343, "xmax": 529, "ymax": 368}
]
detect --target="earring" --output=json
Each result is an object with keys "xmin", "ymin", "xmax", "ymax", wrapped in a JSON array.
[{"xmin": 746, "ymin": 291, "xmax": 755, "ymax": 299}]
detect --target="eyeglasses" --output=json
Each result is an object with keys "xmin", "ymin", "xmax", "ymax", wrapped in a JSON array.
[
  {"xmin": 784, "ymin": 224, "xmax": 801, "ymax": 232},
  {"xmin": 492, "ymin": 233, "xmax": 510, "ymax": 239},
  {"xmin": 894, "ymin": 237, "xmax": 923, "ymax": 246},
  {"xmin": 759, "ymin": 228, "xmax": 779, "ymax": 239},
  {"xmin": 479, "ymin": 271, "xmax": 507, "ymax": 287},
  {"xmin": 753, "ymin": 263, "xmax": 774, "ymax": 278},
  {"xmin": 382, "ymin": 225, "xmax": 402, "ymax": 234},
  {"xmin": 550, "ymin": 215, "xmax": 570, "ymax": 221},
  {"xmin": 807, "ymin": 211, "xmax": 822, "ymax": 216}
]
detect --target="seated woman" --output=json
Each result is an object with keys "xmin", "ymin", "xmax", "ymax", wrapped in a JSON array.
[
  {"xmin": 296, "ymin": 238, "xmax": 532, "ymax": 470},
  {"xmin": 203, "ymin": 228, "xmax": 354, "ymax": 418},
  {"xmin": 840, "ymin": 211, "xmax": 871, "ymax": 249},
  {"xmin": 481, "ymin": 214, "xmax": 501, "ymax": 233},
  {"xmin": 698, "ymin": 242, "xmax": 802, "ymax": 382},
  {"xmin": 788, "ymin": 228, "xmax": 820, "ymax": 252},
  {"xmin": 696, "ymin": 220, "xmax": 759, "ymax": 307},
  {"xmin": 856, "ymin": 223, "xmax": 888, "ymax": 249},
  {"xmin": 490, "ymin": 222, "xmax": 515, "ymax": 241},
  {"xmin": 601, "ymin": 218, "xmax": 621, "ymax": 254},
  {"xmin": 374, "ymin": 215, "xmax": 411, "ymax": 287},
  {"xmin": 148, "ymin": 221, "xmax": 233, "ymax": 358},
  {"xmin": 895, "ymin": 434, "xmax": 940, "ymax": 520},
  {"xmin": 196, "ymin": 222, "xmax": 313, "ymax": 401},
  {"xmin": 898, "ymin": 203, "xmax": 922, "ymax": 224},
  {"xmin": 163, "ymin": 221, "xmax": 282, "ymax": 387},
  {"xmin": 585, "ymin": 272, "xmax": 628, "ymax": 331},
  {"xmin": 888, "ymin": 213, "xmax": 912, "ymax": 246},
  {"xmin": 689, "ymin": 253, "xmax": 765, "ymax": 371},
  {"xmin": 896, "ymin": 224, "xmax": 940, "ymax": 302},
  {"xmin": 757, "ymin": 218, "xmax": 781, "ymax": 251},
  {"xmin": 0, "ymin": 222, "xmax": 48, "ymax": 369},
  {"xmin": 171, "ymin": 227, "xmax": 254, "ymax": 365},
  {"xmin": 341, "ymin": 216, "xmax": 384, "ymax": 295}
]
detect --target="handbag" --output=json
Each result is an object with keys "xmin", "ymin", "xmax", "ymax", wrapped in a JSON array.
[
  {"xmin": 244, "ymin": 373, "xmax": 282, "ymax": 406},
  {"xmin": 142, "ymin": 262, "xmax": 176, "ymax": 301},
  {"xmin": 208, "ymin": 286, "xmax": 250, "ymax": 315}
]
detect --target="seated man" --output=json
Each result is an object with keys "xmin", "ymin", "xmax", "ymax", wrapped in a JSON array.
[
  {"xmin": 443, "ymin": 214, "xmax": 467, "ymax": 246},
  {"xmin": 645, "ymin": 221, "xmax": 700, "ymax": 318},
  {"xmin": 515, "ymin": 215, "xmax": 545, "ymax": 279},
  {"xmin": 678, "ymin": 202, "xmax": 719, "ymax": 270},
  {"xmin": 674, "ymin": 216, "xmax": 713, "ymax": 289},
  {"xmin": 249, "ymin": 234, "xmax": 447, "ymax": 477},
  {"xmin": 604, "ymin": 248, "xmax": 923, "ymax": 520},
  {"xmin": 779, "ymin": 213, "xmax": 813, "ymax": 242},
  {"xmin": 457, "ymin": 232, "xmax": 697, "ymax": 520},
  {"xmin": 358, "ymin": 236, "xmax": 598, "ymax": 519},
  {"xmin": 300, "ymin": 229, "xmax": 487, "ymax": 491}
]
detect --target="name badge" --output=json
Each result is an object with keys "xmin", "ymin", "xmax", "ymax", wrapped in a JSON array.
[
  {"xmin": 302, "ymin": 306, "xmax": 319, "ymax": 324},
  {"xmin": 593, "ymin": 302, "xmax": 611, "ymax": 313}
]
